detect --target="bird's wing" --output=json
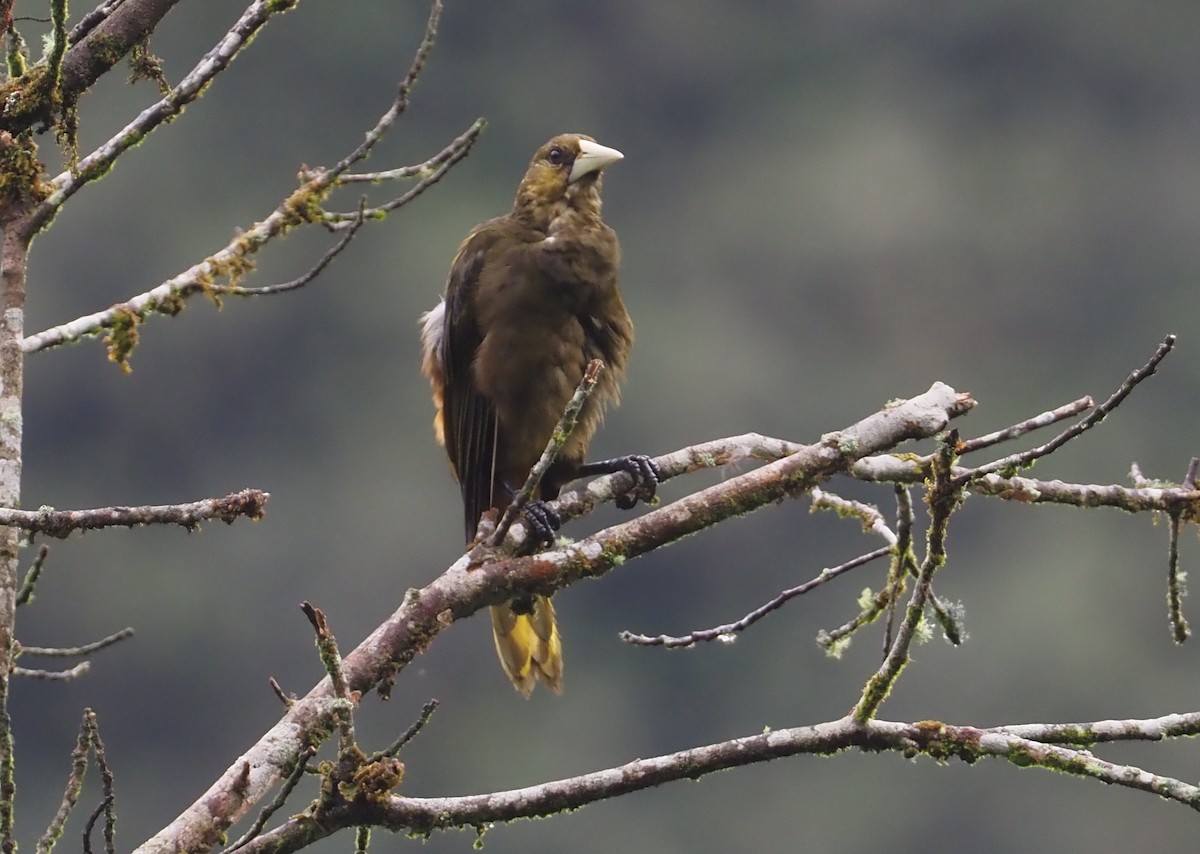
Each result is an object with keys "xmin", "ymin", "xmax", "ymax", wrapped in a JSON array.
[{"xmin": 441, "ymin": 230, "xmax": 500, "ymax": 543}]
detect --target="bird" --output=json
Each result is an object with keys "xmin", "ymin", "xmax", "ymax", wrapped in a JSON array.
[{"xmin": 419, "ymin": 133, "xmax": 660, "ymax": 696}]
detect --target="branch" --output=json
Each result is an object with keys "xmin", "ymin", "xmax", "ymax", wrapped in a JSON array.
[
  {"xmin": 237, "ymin": 711, "xmax": 1200, "ymax": 850},
  {"xmin": 951, "ymin": 334, "xmax": 1176, "ymax": 485},
  {"xmin": 853, "ymin": 453, "xmax": 1200, "ymax": 516},
  {"xmin": 21, "ymin": 2, "xmax": 484, "ymax": 360},
  {"xmin": 20, "ymin": 0, "xmax": 289, "ymax": 238},
  {"xmin": 0, "ymin": 488, "xmax": 267, "ymax": 538},
  {"xmin": 213, "ymin": 201, "xmax": 368, "ymax": 297},
  {"xmin": 135, "ymin": 382, "xmax": 973, "ymax": 854},
  {"xmin": 0, "ymin": 0, "xmax": 183, "ymax": 141},
  {"xmin": 954, "ymin": 395, "xmax": 1093, "ymax": 454},
  {"xmin": 853, "ymin": 435, "xmax": 964, "ymax": 722},
  {"xmin": 20, "ymin": 627, "xmax": 134, "ymax": 657},
  {"xmin": 619, "ymin": 545, "xmax": 891, "ymax": 648},
  {"xmin": 12, "ymin": 662, "xmax": 89, "ymax": 680}
]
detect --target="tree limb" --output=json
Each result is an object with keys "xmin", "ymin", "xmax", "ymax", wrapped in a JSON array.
[
  {"xmin": 0, "ymin": 488, "xmax": 268, "ymax": 538},
  {"xmin": 237, "ymin": 711, "xmax": 1200, "ymax": 851},
  {"xmin": 134, "ymin": 381, "xmax": 972, "ymax": 854}
]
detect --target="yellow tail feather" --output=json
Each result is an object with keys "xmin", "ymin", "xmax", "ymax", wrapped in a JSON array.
[{"xmin": 489, "ymin": 595, "xmax": 563, "ymax": 696}]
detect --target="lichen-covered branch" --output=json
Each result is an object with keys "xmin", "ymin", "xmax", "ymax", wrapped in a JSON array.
[
  {"xmin": 0, "ymin": 488, "xmax": 268, "ymax": 538},
  {"xmin": 236, "ymin": 711, "xmax": 1200, "ymax": 851},
  {"xmin": 0, "ymin": 0, "xmax": 183, "ymax": 140},
  {"xmin": 20, "ymin": 1, "xmax": 291, "ymax": 237},
  {"xmin": 854, "ymin": 455, "xmax": 1200, "ymax": 516},
  {"xmin": 135, "ymin": 382, "xmax": 973, "ymax": 854}
]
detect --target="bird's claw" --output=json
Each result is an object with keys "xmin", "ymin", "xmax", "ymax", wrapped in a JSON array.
[
  {"xmin": 612, "ymin": 454, "xmax": 663, "ymax": 510},
  {"xmin": 523, "ymin": 499, "xmax": 562, "ymax": 546}
]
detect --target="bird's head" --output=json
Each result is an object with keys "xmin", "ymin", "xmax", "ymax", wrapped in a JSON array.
[{"xmin": 513, "ymin": 133, "xmax": 623, "ymax": 227}]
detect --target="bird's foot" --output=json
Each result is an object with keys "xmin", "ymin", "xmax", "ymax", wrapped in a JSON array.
[
  {"xmin": 522, "ymin": 499, "xmax": 562, "ymax": 547},
  {"xmin": 582, "ymin": 454, "xmax": 663, "ymax": 509}
]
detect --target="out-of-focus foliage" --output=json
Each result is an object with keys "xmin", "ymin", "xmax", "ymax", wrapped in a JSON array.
[{"xmin": 12, "ymin": 1, "xmax": 1200, "ymax": 851}]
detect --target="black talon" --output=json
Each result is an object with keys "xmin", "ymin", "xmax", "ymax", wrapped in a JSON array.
[
  {"xmin": 580, "ymin": 454, "xmax": 663, "ymax": 509},
  {"xmin": 522, "ymin": 499, "xmax": 562, "ymax": 546}
]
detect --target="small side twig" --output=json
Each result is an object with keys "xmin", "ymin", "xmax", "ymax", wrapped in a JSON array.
[
  {"xmin": 1166, "ymin": 456, "xmax": 1198, "ymax": 643},
  {"xmin": 955, "ymin": 396, "xmax": 1094, "ymax": 455},
  {"xmin": 621, "ymin": 547, "xmax": 891, "ymax": 649},
  {"xmin": 14, "ymin": 662, "xmax": 89, "ymax": 680},
  {"xmin": 40, "ymin": 709, "xmax": 114, "ymax": 854},
  {"xmin": 15, "ymin": 543, "xmax": 49, "ymax": 606},
  {"xmin": 370, "ymin": 699, "xmax": 440, "ymax": 761},
  {"xmin": 300, "ymin": 602, "xmax": 357, "ymax": 758},
  {"xmin": 223, "ymin": 745, "xmax": 318, "ymax": 854},
  {"xmin": 810, "ymin": 488, "xmax": 897, "ymax": 545},
  {"xmin": 883, "ymin": 485, "xmax": 916, "ymax": 654},
  {"xmin": 213, "ymin": 200, "xmax": 369, "ymax": 298},
  {"xmin": 301, "ymin": 603, "xmax": 351, "ymax": 703},
  {"xmin": 489, "ymin": 359, "xmax": 603, "ymax": 547},
  {"xmin": 953, "ymin": 335, "xmax": 1176, "ymax": 485},
  {"xmin": 82, "ymin": 796, "xmax": 114, "ymax": 854},
  {"xmin": 21, "ymin": 627, "xmax": 134, "ymax": 657},
  {"xmin": 268, "ymin": 677, "xmax": 295, "ymax": 709}
]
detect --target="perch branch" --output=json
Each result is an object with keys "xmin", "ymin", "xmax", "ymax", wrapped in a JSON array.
[{"xmin": 135, "ymin": 382, "xmax": 972, "ymax": 854}]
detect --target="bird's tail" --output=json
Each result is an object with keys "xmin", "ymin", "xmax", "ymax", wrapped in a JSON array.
[{"xmin": 490, "ymin": 596, "xmax": 563, "ymax": 696}]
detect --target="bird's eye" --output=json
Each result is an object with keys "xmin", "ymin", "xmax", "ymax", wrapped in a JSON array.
[{"xmin": 546, "ymin": 146, "xmax": 565, "ymax": 166}]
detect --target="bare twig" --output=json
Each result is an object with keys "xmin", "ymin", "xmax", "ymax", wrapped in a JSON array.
[
  {"xmin": 852, "ymin": 455, "xmax": 1200, "ymax": 516},
  {"xmin": 21, "ymin": 627, "xmax": 134, "ymax": 657},
  {"xmin": 371, "ymin": 699, "xmax": 440, "ymax": 760},
  {"xmin": 40, "ymin": 709, "xmax": 113, "ymax": 854},
  {"xmin": 0, "ymin": 488, "xmax": 268, "ymax": 538},
  {"xmin": 82, "ymin": 796, "xmax": 115, "ymax": 854},
  {"xmin": 14, "ymin": 662, "xmax": 89, "ymax": 680},
  {"xmin": 268, "ymin": 677, "xmax": 294, "ymax": 709},
  {"xmin": 955, "ymin": 396, "xmax": 1094, "ymax": 454},
  {"xmin": 1166, "ymin": 457, "xmax": 1198, "ymax": 643},
  {"xmin": 301, "ymin": 603, "xmax": 352, "ymax": 705},
  {"xmin": 952, "ymin": 335, "xmax": 1176, "ymax": 485},
  {"xmin": 883, "ymin": 485, "xmax": 915, "ymax": 653},
  {"xmin": 38, "ymin": 709, "xmax": 91, "ymax": 854},
  {"xmin": 67, "ymin": 0, "xmax": 126, "ymax": 45},
  {"xmin": 810, "ymin": 487, "xmax": 897, "ymax": 544},
  {"xmin": 620, "ymin": 546, "xmax": 891, "ymax": 649}
]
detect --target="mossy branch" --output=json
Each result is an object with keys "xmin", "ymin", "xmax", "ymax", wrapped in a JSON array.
[{"xmin": 22, "ymin": 2, "xmax": 482, "ymax": 365}]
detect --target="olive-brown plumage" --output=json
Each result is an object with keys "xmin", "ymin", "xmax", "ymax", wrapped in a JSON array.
[{"xmin": 421, "ymin": 133, "xmax": 653, "ymax": 696}]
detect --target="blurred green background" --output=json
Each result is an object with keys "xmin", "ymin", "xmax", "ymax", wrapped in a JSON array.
[{"xmin": 10, "ymin": 1, "xmax": 1200, "ymax": 851}]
